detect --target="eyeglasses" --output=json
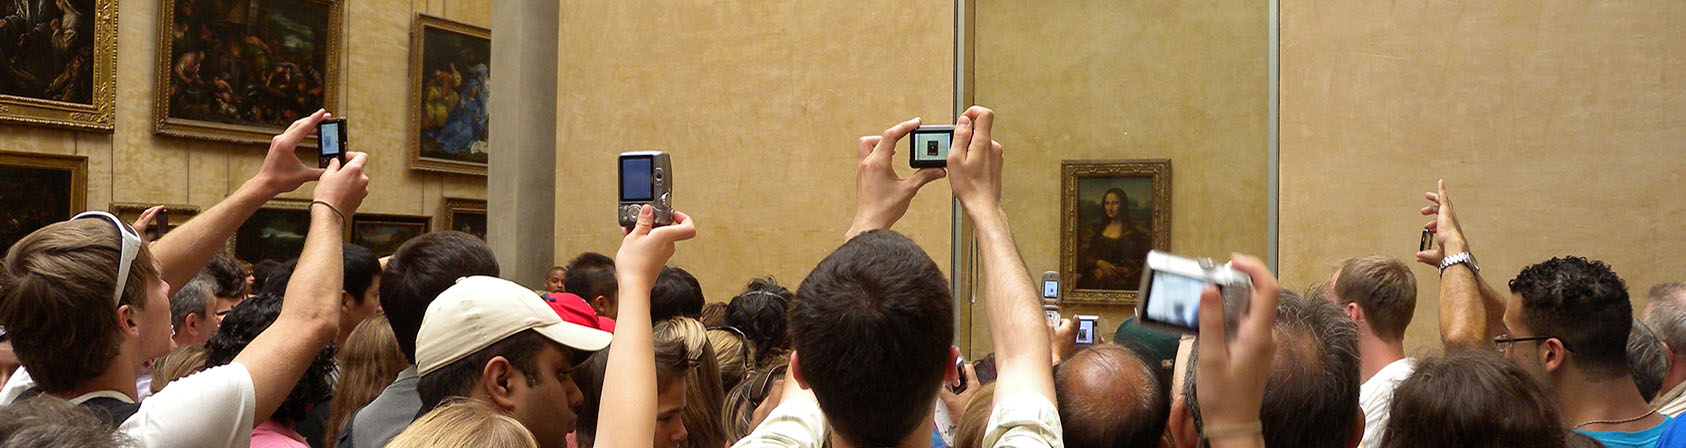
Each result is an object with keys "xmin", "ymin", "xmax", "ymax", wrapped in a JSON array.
[
  {"xmin": 72, "ymin": 211, "xmax": 141, "ymax": 305},
  {"xmin": 748, "ymin": 364, "xmax": 789, "ymax": 407},
  {"xmin": 1493, "ymin": 334, "xmax": 1562, "ymax": 353}
]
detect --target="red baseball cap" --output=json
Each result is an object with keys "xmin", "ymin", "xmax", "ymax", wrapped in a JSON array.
[{"xmin": 542, "ymin": 292, "xmax": 616, "ymax": 333}]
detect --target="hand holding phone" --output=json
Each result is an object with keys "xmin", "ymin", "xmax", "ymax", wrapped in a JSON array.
[{"xmin": 317, "ymin": 118, "xmax": 348, "ymax": 169}]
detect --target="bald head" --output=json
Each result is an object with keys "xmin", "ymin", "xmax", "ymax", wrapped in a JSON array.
[{"xmin": 1054, "ymin": 344, "xmax": 1168, "ymax": 448}]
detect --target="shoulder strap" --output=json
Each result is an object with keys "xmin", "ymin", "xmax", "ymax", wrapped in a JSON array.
[{"xmin": 78, "ymin": 396, "xmax": 141, "ymax": 427}]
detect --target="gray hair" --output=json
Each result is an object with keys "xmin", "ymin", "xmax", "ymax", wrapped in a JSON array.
[
  {"xmin": 169, "ymin": 275, "xmax": 217, "ymax": 329},
  {"xmin": 1629, "ymin": 318, "xmax": 1671, "ymax": 401},
  {"xmin": 1184, "ymin": 290, "xmax": 1361, "ymax": 448},
  {"xmin": 1645, "ymin": 286, "xmax": 1686, "ymax": 358}
]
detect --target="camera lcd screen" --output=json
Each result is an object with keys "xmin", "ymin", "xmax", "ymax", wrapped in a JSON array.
[
  {"xmin": 320, "ymin": 122, "xmax": 342, "ymax": 156},
  {"xmin": 910, "ymin": 131, "xmax": 951, "ymax": 163},
  {"xmin": 1145, "ymin": 270, "xmax": 1206, "ymax": 328},
  {"xmin": 1042, "ymin": 280, "xmax": 1059, "ymax": 299},
  {"xmin": 620, "ymin": 157, "xmax": 654, "ymax": 201},
  {"xmin": 1075, "ymin": 318, "xmax": 1095, "ymax": 344}
]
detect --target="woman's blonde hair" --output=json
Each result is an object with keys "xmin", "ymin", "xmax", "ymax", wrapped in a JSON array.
[
  {"xmin": 654, "ymin": 317, "xmax": 728, "ymax": 448},
  {"xmin": 953, "ymin": 383, "xmax": 997, "ymax": 448},
  {"xmin": 150, "ymin": 344, "xmax": 207, "ymax": 394},
  {"xmin": 707, "ymin": 327, "xmax": 753, "ymax": 392},
  {"xmin": 386, "ymin": 399, "xmax": 537, "ymax": 448},
  {"xmin": 323, "ymin": 314, "xmax": 406, "ymax": 448}
]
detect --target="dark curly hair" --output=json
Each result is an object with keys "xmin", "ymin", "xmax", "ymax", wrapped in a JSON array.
[
  {"xmin": 204, "ymin": 293, "xmax": 337, "ymax": 424},
  {"xmin": 204, "ymin": 251, "xmax": 248, "ymax": 299},
  {"xmin": 725, "ymin": 277, "xmax": 792, "ymax": 368},
  {"xmin": 1509, "ymin": 256, "xmax": 1632, "ymax": 379}
]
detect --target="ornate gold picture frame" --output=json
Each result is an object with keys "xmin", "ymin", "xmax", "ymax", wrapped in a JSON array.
[
  {"xmin": 1059, "ymin": 159, "xmax": 1172, "ymax": 305},
  {"xmin": 231, "ymin": 198, "xmax": 312, "ymax": 263},
  {"xmin": 442, "ymin": 197, "xmax": 486, "ymax": 241},
  {"xmin": 0, "ymin": 151, "xmax": 88, "ymax": 252},
  {"xmin": 408, "ymin": 14, "xmax": 490, "ymax": 175},
  {"xmin": 153, "ymin": 0, "xmax": 343, "ymax": 144},
  {"xmin": 0, "ymin": 0, "xmax": 117, "ymax": 131}
]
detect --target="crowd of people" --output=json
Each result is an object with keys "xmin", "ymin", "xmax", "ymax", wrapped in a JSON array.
[{"xmin": 0, "ymin": 106, "xmax": 1681, "ymax": 448}]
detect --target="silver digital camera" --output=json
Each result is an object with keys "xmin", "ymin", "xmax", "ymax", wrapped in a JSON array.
[
  {"xmin": 618, "ymin": 151, "xmax": 673, "ymax": 227},
  {"xmin": 1134, "ymin": 250, "xmax": 1253, "ymax": 334}
]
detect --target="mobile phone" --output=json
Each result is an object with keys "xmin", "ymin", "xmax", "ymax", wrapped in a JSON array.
[
  {"xmin": 1075, "ymin": 315, "xmax": 1099, "ymax": 345},
  {"xmin": 1134, "ymin": 250, "xmax": 1253, "ymax": 334},
  {"xmin": 618, "ymin": 151, "xmax": 673, "ymax": 227},
  {"xmin": 150, "ymin": 208, "xmax": 169, "ymax": 240},
  {"xmin": 1419, "ymin": 228, "xmax": 1432, "ymax": 252},
  {"xmin": 1041, "ymin": 271, "xmax": 1061, "ymax": 326},
  {"xmin": 953, "ymin": 355, "xmax": 968, "ymax": 393},
  {"xmin": 317, "ymin": 118, "xmax": 347, "ymax": 169},
  {"xmin": 908, "ymin": 125, "xmax": 954, "ymax": 168}
]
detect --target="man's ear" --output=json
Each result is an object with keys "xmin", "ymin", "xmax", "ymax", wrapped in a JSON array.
[
  {"xmin": 340, "ymin": 291, "xmax": 355, "ymax": 313},
  {"xmin": 480, "ymin": 356, "xmax": 520, "ymax": 411},
  {"xmin": 590, "ymin": 295, "xmax": 609, "ymax": 313},
  {"xmin": 1347, "ymin": 407, "xmax": 1365, "ymax": 448},
  {"xmin": 183, "ymin": 312, "xmax": 203, "ymax": 336},
  {"xmin": 789, "ymin": 351, "xmax": 808, "ymax": 389},
  {"xmin": 1542, "ymin": 338, "xmax": 1569, "ymax": 374},
  {"xmin": 116, "ymin": 304, "xmax": 142, "ymax": 339},
  {"xmin": 1166, "ymin": 393, "xmax": 1199, "ymax": 448},
  {"xmin": 1345, "ymin": 302, "xmax": 1364, "ymax": 323}
]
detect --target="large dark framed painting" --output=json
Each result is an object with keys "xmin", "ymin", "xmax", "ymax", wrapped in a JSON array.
[
  {"xmin": 155, "ymin": 0, "xmax": 342, "ymax": 144},
  {"xmin": 443, "ymin": 197, "xmax": 486, "ymax": 241},
  {"xmin": 408, "ymin": 15, "xmax": 489, "ymax": 175},
  {"xmin": 1060, "ymin": 159, "xmax": 1171, "ymax": 305},
  {"xmin": 112, "ymin": 202, "xmax": 202, "ymax": 239},
  {"xmin": 0, "ymin": 0, "xmax": 117, "ymax": 130},
  {"xmin": 350, "ymin": 214, "xmax": 429, "ymax": 258},
  {"xmin": 0, "ymin": 151, "xmax": 87, "ymax": 253},
  {"xmin": 233, "ymin": 198, "xmax": 311, "ymax": 263}
]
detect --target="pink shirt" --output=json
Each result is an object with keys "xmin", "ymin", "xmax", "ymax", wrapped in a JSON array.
[{"xmin": 251, "ymin": 419, "xmax": 309, "ymax": 448}]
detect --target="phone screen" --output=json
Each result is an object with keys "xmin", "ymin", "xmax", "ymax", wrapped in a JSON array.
[
  {"xmin": 1075, "ymin": 318, "xmax": 1096, "ymax": 344},
  {"xmin": 1145, "ymin": 270, "xmax": 1206, "ymax": 329},
  {"xmin": 1042, "ymin": 280, "xmax": 1059, "ymax": 298},
  {"xmin": 910, "ymin": 131, "xmax": 951, "ymax": 163},
  {"xmin": 320, "ymin": 122, "xmax": 342, "ymax": 156},
  {"xmin": 620, "ymin": 157, "xmax": 654, "ymax": 201}
]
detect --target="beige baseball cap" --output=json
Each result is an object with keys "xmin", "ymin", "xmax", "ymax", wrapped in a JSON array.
[{"xmin": 416, "ymin": 276, "xmax": 614, "ymax": 376}]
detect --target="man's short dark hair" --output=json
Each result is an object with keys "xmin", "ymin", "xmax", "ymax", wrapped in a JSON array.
[
  {"xmin": 1054, "ymin": 344, "xmax": 1168, "ymax": 448},
  {"xmin": 383, "ymin": 231, "xmax": 500, "ymax": 363},
  {"xmin": 204, "ymin": 251, "xmax": 248, "ymax": 299},
  {"xmin": 726, "ymin": 277, "xmax": 793, "ymax": 367},
  {"xmin": 1509, "ymin": 256, "xmax": 1631, "ymax": 379},
  {"xmin": 252, "ymin": 259, "xmax": 284, "ymax": 293},
  {"xmin": 789, "ymin": 230, "xmax": 952, "ymax": 447},
  {"xmin": 651, "ymin": 266, "xmax": 704, "ymax": 321},
  {"xmin": 204, "ymin": 294, "xmax": 337, "ymax": 424},
  {"xmin": 1380, "ymin": 350, "xmax": 1569, "ymax": 448},
  {"xmin": 563, "ymin": 252, "xmax": 617, "ymax": 304},
  {"xmin": 342, "ymin": 243, "xmax": 380, "ymax": 301},
  {"xmin": 417, "ymin": 330, "xmax": 552, "ymax": 415},
  {"xmin": 1186, "ymin": 291, "xmax": 1359, "ymax": 448}
]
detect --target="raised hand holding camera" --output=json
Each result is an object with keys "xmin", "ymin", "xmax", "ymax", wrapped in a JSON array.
[
  {"xmin": 845, "ymin": 117, "xmax": 947, "ymax": 239},
  {"xmin": 947, "ymin": 106, "xmax": 1004, "ymax": 215},
  {"xmin": 618, "ymin": 151, "xmax": 673, "ymax": 228}
]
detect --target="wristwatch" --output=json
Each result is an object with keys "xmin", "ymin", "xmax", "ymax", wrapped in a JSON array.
[{"xmin": 1440, "ymin": 252, "xmax": 1479, "ymax": 275}]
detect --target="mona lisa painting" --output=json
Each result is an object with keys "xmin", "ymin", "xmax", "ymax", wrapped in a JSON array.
[{"xmin": 1060, "ymin": 159, "xmax": 1171, "ymax": 304}]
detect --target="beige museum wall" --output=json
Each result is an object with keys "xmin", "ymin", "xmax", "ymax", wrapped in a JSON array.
[
  {"xmin": 0, "ymin": 0, "xmax": 487, "ymax": 234},
  {"xmin": 551, "ymin": 2, "xmax": 955, "ymax": 302},
  {"xmin": 1279, "ymin": 1, "xmax": 1686, "ymax": 355},
  {"xmin": 965, "ymin": 1, "xmax": 1272, "ymax": 355}
]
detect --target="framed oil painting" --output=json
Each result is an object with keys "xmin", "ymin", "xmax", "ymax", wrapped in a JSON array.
[
  {"xmin": 0, "ymin": 0, "xmax": 117, "ymax": 130},
  {"xmin": 1059, "ymin": 159, "xmax": 1171, "ymax": 305},
  {"xmin": 0, "ymin": 151, "xmax": 87, "ymax": 253},
  {"xmin": 155, "ymin": 0, "xmax": 342, "ymax": 144},
  {"xmin": 111, "ymin": 202, "xmax": 202, "ymax": 239},
  {"xmin": 443, "ymin": 197, "xmax": 486, "ymax": 241},
  {"xmin": 408, "ymin": 15, "xmax": 490, "ymax": 175},
  {"xmin": 351, "ymin": 214, "xmax": 430, "ymax": 258},
  {"xmin": 232, "ymin": 198, "xmax": 311, "ymax": 263}
]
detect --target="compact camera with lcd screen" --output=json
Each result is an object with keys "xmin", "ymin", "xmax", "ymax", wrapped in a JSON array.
[
  {"xmin": 909, "ymin": 125, "xmax": 954, "ymax": 168},
  {"xmin": 618, "ymin": 151, "xmax": 673, "ymax": 228},
  {"xmin": 1134, "ymin": 250, "xmax": 1253, "ymax": 334}
]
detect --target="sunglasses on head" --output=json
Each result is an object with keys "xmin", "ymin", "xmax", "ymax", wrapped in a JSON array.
[{"xmin": 72, "ymin": 211, "xmax": 142, "ymax": 305}]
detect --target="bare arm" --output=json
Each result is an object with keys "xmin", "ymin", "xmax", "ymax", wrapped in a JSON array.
[
  {"xmin": 233, "ymin": 152, "xmax": 368, "ymax": 425},
  {"xmin": 597, "ymin": 207, "xmax": 697, "ymax": 448},
  {"xmin": 149, "ymin": 111, "xmax": 331, "ymax": 294},
  {"xmin": 1417, "ymin": 180, "xmax": 1505, "ymax": 350},
  {"xmin": 948, "ymin": 106, "xmax": 1056, "ymax": 403}
]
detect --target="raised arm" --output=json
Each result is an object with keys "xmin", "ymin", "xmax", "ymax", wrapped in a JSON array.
[
  {"xmin": 597, "ymin": 206, "xmax": 697, "ymax": 448},
  {"xmin": 234, "ymin": 152, "xmax": 368, "ymax": 425},
  {"xmin": 1194, "ymin": 255, "xmax": 1280, "ymax": 448},
  {"xmin": 843, "ymin": 117, "xmax": 947, "ymax": 240},
  {"xmin": 1417, "ymin": 180, "xmax": 1505, "ymax": 350},
  {"xmin": 947, "ymin": 106, "xmax": 1055, "ymax": 403},
  {"xmin": 149, "ymin": 111, "xmax": 331, "ymax": 294}
]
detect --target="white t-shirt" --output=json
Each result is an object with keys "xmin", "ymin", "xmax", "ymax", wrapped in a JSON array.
[
  {"xmin": 730, "ymin": 391, "xmax": 1063, "ymax": 448},
  {"xmin": 1358, "ymin": 358, "xmax": 1417, "ymax": 448},
  {"xmin": 0, "ymin": 364, "xmax": 258, "ymax": 448}
]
